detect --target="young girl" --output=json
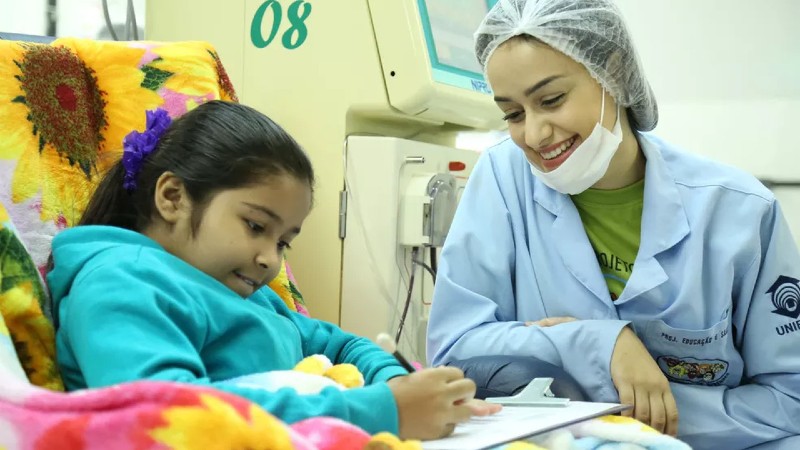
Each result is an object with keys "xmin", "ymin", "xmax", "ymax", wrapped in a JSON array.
[
  {"xmin": 49, "ymin": 100, "xmax": 495, "ymax": 440},
  {"xmin": 427, "ymin": 1, "xmax": 800, "ymax": 449}
]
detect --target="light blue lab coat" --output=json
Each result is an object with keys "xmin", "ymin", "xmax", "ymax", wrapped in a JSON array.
[{"xmin": 427, "ymin": 133, "xmax": 800, "ymax": 449}]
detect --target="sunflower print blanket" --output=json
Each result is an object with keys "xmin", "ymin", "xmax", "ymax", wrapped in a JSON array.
[{"xmin": 0, "ymin": 357, "xmax": 421, "ymax": 450}]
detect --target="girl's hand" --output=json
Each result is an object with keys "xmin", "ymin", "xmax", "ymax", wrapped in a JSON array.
[{"xmin": 388, "ymin": 367, "xmax": 477, "ymax": 440}]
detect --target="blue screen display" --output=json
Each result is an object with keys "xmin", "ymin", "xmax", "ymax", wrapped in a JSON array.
[{"xmin": 417, "ymin": 0, "xmax": 496, "ymax": 94}]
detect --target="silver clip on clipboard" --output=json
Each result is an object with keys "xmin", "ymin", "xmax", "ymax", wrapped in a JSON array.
[{"xmin": 485, "ymin": 377, "xmax": 570, "ymax": 407}]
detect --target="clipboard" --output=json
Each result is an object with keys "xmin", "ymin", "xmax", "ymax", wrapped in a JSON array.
[
  {"xmin": 422, "ymin": 400, "xmax": 631, "ymax": 450},
  {"xmin": 485, "ymin": 377, "xmax": 570, "ymax": 407}
]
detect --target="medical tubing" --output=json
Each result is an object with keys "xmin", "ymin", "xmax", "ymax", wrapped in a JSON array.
[
  {"xmin": 102, "ymin": 0, "xmax": 119, "ymax": 41},
  {"xmin": 429, "ymin": 247, "xmax": 438, "ymax": 278},
  {"xmin": 395, "ymin": 247, "xmax": 419, "ymax": 343}
]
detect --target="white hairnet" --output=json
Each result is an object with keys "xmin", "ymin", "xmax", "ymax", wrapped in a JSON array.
[{"xmin": 475, "ymin": 0, "xmax": 658, "ymax": 131}]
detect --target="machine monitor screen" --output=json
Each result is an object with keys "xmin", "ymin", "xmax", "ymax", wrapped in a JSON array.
[{"xmin": 418, "ymin": 0, "xmax": 498, "ymax": 95}]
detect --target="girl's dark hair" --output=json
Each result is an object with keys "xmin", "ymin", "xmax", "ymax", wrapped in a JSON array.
[{"xmin": 78, "ymin": 100, "xmax": 314, "ymax": 232}]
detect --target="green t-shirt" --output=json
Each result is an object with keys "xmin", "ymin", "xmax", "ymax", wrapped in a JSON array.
[{"xmin": 572, "ymin": 180, "xmax": 644, "ymax": 301}]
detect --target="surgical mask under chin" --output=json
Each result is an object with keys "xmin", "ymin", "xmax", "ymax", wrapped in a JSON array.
[{"xmin": 528, "ymin": 92, "xmax": 623, "ymax": 195}]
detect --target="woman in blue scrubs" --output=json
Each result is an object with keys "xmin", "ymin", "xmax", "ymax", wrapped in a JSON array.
[{"xmin": 426, "ymin": 1, "xmax": 800, "ymax": 448}]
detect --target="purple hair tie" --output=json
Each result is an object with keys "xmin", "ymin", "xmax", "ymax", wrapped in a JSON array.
[{"xmin": 122, "ymin": 108, "xmax": 172, "ymax": 192}]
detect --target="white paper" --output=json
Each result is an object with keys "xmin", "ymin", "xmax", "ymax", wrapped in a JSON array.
[{"xmin": 422, "ymin": 402, "xmax": 627, "ymax": 450}]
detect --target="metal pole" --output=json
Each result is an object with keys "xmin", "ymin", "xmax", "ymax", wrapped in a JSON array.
[{"xmin": 46, "ymin": 0, "xmax": 57, "ymax": 36}]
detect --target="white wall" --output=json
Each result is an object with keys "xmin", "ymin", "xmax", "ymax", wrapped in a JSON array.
[
  {"xmin": 0, "ymin": 0, "xmax": 48, "ymax": 35},
  {"xmin": 615, "ymin": 0, "xmax": 800, "ymax": 241},
  {"xmin": 57, "ymin": 0, "xmax": 145, "ymax": 40},
  {"xmin": 0, "ymin": 0, "xmax": 144, "ymax": 39}
]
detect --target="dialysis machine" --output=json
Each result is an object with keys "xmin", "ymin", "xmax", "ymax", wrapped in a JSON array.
[{"xmin": 146, "ymin": 0, "xmax": 503, "ymax": 361}]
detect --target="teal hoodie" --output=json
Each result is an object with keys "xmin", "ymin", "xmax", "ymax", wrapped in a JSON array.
[{"xmin": 48, "ymin": 225, "xmax": 407, "ymax": 434}]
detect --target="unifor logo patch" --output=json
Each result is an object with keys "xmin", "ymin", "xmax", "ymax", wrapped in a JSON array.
[{"xmin": 766, "ymin": 275, "xmax": 800, "ymax": 319}]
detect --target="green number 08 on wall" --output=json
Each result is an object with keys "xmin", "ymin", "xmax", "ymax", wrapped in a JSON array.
[{"xmin": 251, "ymin": 0, "xmax": 313, "ymax": 50}]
